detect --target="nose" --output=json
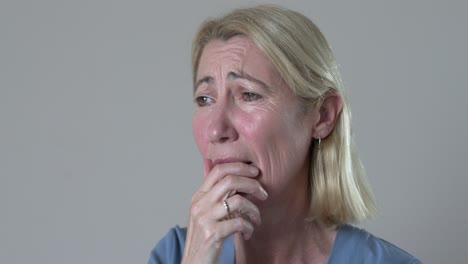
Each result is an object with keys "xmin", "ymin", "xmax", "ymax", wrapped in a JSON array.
[{"xmin": 207, "ymin": 102, "xmax": 239, "ymax": 143}]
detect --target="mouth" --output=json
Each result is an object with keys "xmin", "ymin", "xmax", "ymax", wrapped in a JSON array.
[
  {"xmin": 208, "ymin": 159, "xmax": 260, "ymax": 197},
  {"xmin": 212, "ymin": 157, "xmax": 254, "ymax": 166}
]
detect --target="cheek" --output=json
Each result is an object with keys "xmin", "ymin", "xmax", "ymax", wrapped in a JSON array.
[
  {"xmin": 238, "ymin": 109, "xmax": 283, "ymax": 161},
  {"xmin": 192, "ymin": 114, "xmax": 209, "ymax": 155},
  {"xmin": 249, "ymin": 107, "xmax": 310, "ymax": 159},
  {"xmin": 236, "ymin": 108, "xmax": 271, "ymax": 140}
]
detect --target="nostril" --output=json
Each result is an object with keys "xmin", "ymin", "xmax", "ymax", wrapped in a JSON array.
[{"xmin": 218, "ymin": 136, "xmax": 230, "ymax": 143}]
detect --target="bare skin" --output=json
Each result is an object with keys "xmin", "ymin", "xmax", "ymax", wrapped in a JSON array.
[{"xmin": 184, "ymin": 36, "xmax": 343, "ymax": 264}]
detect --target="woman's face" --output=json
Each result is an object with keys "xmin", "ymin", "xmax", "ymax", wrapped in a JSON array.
[{"xmin": 192, "ymin": 36, "xmax": 316, "ymax": 196}]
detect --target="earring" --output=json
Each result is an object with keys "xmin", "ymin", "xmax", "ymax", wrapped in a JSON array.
[{"xmin": 316, "ymin": 137, "xmax": 323, "ymax": 175}]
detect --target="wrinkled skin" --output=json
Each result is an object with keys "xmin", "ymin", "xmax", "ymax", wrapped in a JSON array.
[{"xmin": 183, "ymin": 36, "xmax": 341, "ymax": 263}]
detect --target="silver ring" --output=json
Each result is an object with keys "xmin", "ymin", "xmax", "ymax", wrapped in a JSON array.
[{"xmin": 223, "ymin": 199, "xmax": 231, "ymax": 215}]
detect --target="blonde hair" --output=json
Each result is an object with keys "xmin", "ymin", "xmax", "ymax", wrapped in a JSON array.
[{"xmin": 192, "ymin": 5, "xmax": 377, "ymax": 225}]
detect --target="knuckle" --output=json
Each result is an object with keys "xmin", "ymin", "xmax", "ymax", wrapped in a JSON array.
[
  {"xmin": 211, "ymin": 165, "xmax": 221, "ymax": 176},
  {"xmin": 190, "ymin": 191, "xmax": 198, "ymax": 202},
  {"xmin": 231, "ymin": 195, "xmax": 242, "ymax": 207},
  {"xmin": 190, "ymin": 202, "xmax": 202, "ymax": 216},
  {"xmin": 233, "ymin": 218, "xmax": 245, "ymax": 229},
  {"xmin": 224, "ymin": 175, "xmax": 236, "ymax": 186},
  {"xmin": 190, "ymin": 190, "xmax": 205, "ymax": 203},
  {"xmin": 190, "ymin": 194, "xmax": 198, "ymax": 204}
]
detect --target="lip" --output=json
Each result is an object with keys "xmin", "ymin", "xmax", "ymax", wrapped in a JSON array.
[{"xmin": 212, "ymin": 157, "xmax": 253, "ymax": 166}]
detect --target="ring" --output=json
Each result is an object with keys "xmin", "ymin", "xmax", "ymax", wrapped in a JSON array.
[
  {"xmin": 223, "ymin": 199, "xmax": 231, "ymax": 214},
  {"xmin": 222, "ymin": 199, "xmax": 234, "ymax": 220}
]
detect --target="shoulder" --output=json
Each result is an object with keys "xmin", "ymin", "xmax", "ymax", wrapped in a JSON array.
[
  {"xmin": 329, "ymin": 224, "xmax": 422, "ymax": 264},
  {"xmin": 147, "ymin": 226, "xmax": 187, "ymax": 264}
]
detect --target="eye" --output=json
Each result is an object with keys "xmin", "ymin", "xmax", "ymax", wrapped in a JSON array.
[
  {"xmin": 242, "ymin": 92, "xmax": 262, "ymax": 102},
  {"xmin": 195, "ymin": 96, "xmax": 213, "ymax": 107}
]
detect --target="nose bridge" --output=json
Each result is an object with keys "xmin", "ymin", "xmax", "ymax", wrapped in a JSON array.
[{"xmin": 208, "ymin": 93, "xmax": 238, "ymax": 143}]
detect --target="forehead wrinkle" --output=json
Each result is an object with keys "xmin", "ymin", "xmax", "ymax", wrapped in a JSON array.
[
  {"xmin": 195, "ymin": 40, "xmax": 248, "ymax": 92},
  {"xmin": 195, "ymin": 36, "xmax": 285, "ymax": 95}
]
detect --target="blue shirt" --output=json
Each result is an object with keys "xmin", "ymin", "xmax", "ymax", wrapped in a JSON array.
[{"xmin": 148, "ymin": 224, "xmax": 422, "ymax": 263}]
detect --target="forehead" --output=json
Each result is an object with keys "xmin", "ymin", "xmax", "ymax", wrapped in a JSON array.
[{"xmin": 197, "ymin": 36, "xmax": 280, "ymax": 83}]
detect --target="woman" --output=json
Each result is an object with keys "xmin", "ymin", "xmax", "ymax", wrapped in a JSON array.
[{"xmin": 149, "ymin": 5, "xmax": 421, "ymax": 264}]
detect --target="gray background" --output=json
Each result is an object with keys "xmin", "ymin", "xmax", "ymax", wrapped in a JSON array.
[{"xmin": 1, "ymin": 0, "xmax": 467, "ymax": 263}]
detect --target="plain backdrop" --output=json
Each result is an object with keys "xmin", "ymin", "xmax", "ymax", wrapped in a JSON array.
[{"xmin": 1, "ymin": 0, "xmax": 467, "ymax": 263}]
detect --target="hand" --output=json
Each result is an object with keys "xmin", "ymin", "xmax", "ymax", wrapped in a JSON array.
[{"xmin": 181, "ymin": 161, "xmax": 268, "ymax": 264}]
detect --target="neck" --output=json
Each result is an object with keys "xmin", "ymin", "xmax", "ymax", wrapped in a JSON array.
[{"xmin": 234, "ymin": 168, "xmax": 337, "ymax": 263}]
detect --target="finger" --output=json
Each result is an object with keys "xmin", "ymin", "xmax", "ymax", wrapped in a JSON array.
[
  {"xmin": 210, "ymin": 175, "xmax": 268, "ymax": 202},
  {"xmin": 202, "ymin": 159, "xmax": 213, "ymax": 178},
  {"xmin": 216, "ymin": 217, "xmax": 255, "ymax": 241},
  {"xmin": 199, "ymin": 162, "xmax": 259, "ymax": 192},
  {"xmin": 214, "ymin": 195, "xmax": 261, "ymax": 226}
]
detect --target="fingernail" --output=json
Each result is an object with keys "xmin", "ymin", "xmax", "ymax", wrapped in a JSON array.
[
  {"xmin": 259, "ymin": 186, "xmax": 268, "ymax": 198},
  {"xmin": 249, "ymin": 167, "xmax": 259, "ymax": 175}
]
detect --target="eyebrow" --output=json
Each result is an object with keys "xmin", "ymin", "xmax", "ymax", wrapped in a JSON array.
[
  {"xmin": 194, "ymin": 71, "xmax": 271, "ymax": 93},
  {"xmin": 194, "ymin": 76, "xmax": 213, "ymax": 93}
]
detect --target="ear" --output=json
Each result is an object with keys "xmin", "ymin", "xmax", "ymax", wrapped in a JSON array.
[{"xmin": 311, "ymin": 90, "xmax": 343, "ymax": 139}]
